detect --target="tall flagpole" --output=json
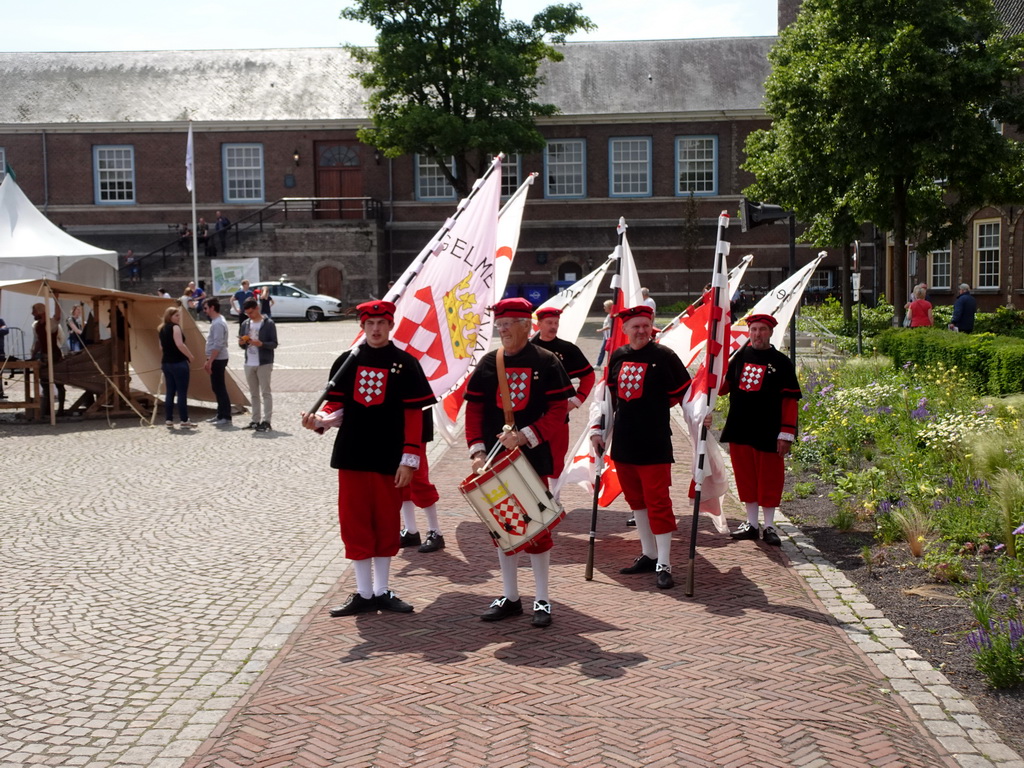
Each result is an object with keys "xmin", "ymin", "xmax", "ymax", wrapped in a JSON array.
[
  {"xmin": 186, "ymin": 122, "xmax": 199, "ymax": 287},
  {"xmin": 685, "ymin": 211, "xmax": 730, "ymax": 597},
  {"xmin": 383, "ymin": 153, "xmax": 505, "ymax": 306}
]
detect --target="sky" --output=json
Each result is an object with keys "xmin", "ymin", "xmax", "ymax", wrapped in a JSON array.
[{"xmin": 5, "ymin": 0, "xmax": 778, "ymax": 52}]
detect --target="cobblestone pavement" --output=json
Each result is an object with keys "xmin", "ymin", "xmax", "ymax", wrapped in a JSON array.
[{"xmin": 2, "ymin": 318, "xmax": 1021, "ymax": 768}]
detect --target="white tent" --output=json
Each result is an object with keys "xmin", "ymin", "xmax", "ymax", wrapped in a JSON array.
[{"xmin": 0, "ymin": 175, "xmax": 119, "ymax": 339}]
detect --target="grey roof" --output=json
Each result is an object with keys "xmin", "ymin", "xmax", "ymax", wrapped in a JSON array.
[
  {"xmin": 994, "ymin": 0, "xmax": 1024, "ymax": 36},
  {"xmin": 538, "ymin": 38, "xmax": 774, "ymax": 118},
  {"xmin": 0, "ymin": 38, "xmax": 774, "ymax": 127}
]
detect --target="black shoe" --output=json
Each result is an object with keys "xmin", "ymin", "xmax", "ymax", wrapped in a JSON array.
[
  {"xmin": 656, "ymin": 564, "xmax": 674, "ymax": 589},
  {"xmin": 243, "ymin": 421, "xmax": 258, "ymax": 430},
  {"xmin": 399, "ymin": 530, "xmax": 422, "ymax": 548},
  {"xmin": 620, "ymin": 554, "xmax": 658, "ymax": 574},
  {"xmin": 255, "ymin": 421, "xmax": 270, "ymax": 432},
  {"xmin": 532, "ymin": 600, "xmax": 552, "ymax": 628},
  {"xmin": 480, "ymin": 596, "xmax": 523, "ymax": 622},
  {"xmin": 762, "ymin": 526, "xmax": 782, "ymax": 547},
  {"xmin": 329, "ymin": 593, "xmax": 377, "ymax": 617},
  {"xmin": 626, "ymin": 516, "xmax": 636, "ymax": 527},
  {"xmin": 375, "ymin": 590, "xmax": 414, "ymax": 613},
  {"xmin": 418, "ymin": 530, "xmax": 445, "ymax": 553},
  {"xmin": 730, "ymin": 522, "xmax": 760, "ymax": 541}
]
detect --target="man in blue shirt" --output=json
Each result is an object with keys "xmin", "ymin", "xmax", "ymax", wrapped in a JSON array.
[{"xmin": 231, "ymin": 280, "xmax": 254, "ymax": 324}]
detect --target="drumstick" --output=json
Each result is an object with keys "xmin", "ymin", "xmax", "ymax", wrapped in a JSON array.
[{"xmin": 585, "ymin": 447, "xmax": 604, "ymax": 581}]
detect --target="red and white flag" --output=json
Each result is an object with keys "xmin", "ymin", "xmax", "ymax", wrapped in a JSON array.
[
  {"xmin": 387, "ymin": 160, "xmax": 502, "ymax": 397},
  {"xmin": 551, "ymin": 380, "xmax": 622, "ymax": 505},
  {"xmin": 658, "ymin": 254, "xmax": 752, "ymax": 367},
  {"xmin": 605, "ymin": 218, "xmax": 644, "ymax": 359},
  {"xmin": 680, "ymin": 215, "xmax": 733, "ymax": 532}
]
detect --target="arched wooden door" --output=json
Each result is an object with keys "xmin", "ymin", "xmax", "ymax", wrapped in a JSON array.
[
  {"xmin": 315, "ymin": 144, "xmax": 363, "ymax": 219},
  {"xmin": 317, "ymin": 266, "xmax": 343, "ymax": 300}
]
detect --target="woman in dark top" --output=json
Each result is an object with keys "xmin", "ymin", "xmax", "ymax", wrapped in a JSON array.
[{"xmin": 159, "ymin": 306, "xmax": 196, "ymax": 428}]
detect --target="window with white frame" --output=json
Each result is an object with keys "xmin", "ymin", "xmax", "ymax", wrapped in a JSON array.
[
  {"xmin": 929, "ymin": 244, "xmax": 951, "ymax": 290},
  {"xmin": 544, "ymin": 139, "xmax": 585, "ymax": 198},
  {"xmin": 0, "ymin": 147, "xmax": 6, "ymax": 181},
  {"xmin": 808, "ymin": 269, "xmax": 835, "ymax": 290},
  {"xmin": 93, "ymin": 146, "xmax": 135, "ymax": 204},
  {"xmin": 675, "ymin": 136, "xmax": 718, "ymax": 195},
  {"xmin": 223, "ymin": 144, "xmax": 265, "ymax": 203},
  {"xmin": 416, "ymin": 155, "xmax": 456, "ymax": 200},
  {"xmin": 500, "ymin": 154, "xmax": 521, "ymax": 197},
  {"xmin": 609, "ymin": 137, "xmax": 651, "ymax": 197},
  {"xmin": 975, "ymin": 220, "xmax": 1000, "ymax": 289}
]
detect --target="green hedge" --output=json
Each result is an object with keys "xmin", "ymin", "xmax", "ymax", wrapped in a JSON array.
[{"xmin": 873, "ymin": 328, "xmax": 1024, "ymax": 394}]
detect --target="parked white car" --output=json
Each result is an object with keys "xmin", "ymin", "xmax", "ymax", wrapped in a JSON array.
[{"xmin": 235, "ymin": 281, "xmax": 344, "ymax": 322}]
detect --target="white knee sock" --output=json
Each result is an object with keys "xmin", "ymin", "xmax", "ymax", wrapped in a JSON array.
[
  {"xmin": 762, "ymin": 507, "xmax": 777, "ymax": 528},
  {"xmin": 530, "ymin": 550, "xmax": 551, "ymax": 603},
  {"xmin": 422, "ymin": 503, "xmax": 441, "ymax": 534},
  {"xmin": 633, "ymin": 508, "xmax": 657, "ymax": 558},
  {"xmin": 372, "ymin": 556, "xmax": 391, "ymax": 595},
  {"xmin": 745, "ymin": 502, "xmax": 760, "ymax": 527},
  {"xmin": 401, "ymin": 501, "xmax": 418, "ymax": 533},
  {"xmin": 353, "ymin": 559, "xmax": 373, "ymax": 599},
  {"xmin": 655, "ymin": 532, "xmax": 673, "ymax": 568},
  {"xmin": 497, "ymin": 550, "xmax": 521, "ymax": 602}
]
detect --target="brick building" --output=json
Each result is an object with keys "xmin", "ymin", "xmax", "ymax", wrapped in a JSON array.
[{"xmin": 0, "ymin": 0, "xmax": 1021, "ymax": 312}]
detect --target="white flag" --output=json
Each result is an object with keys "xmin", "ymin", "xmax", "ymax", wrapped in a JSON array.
[
  {"xmin": 532, "ymin": 256, "xmax": 614, "ymax": 345},
  {"xmin": 185, "ymin": 123, "xmax": 194, "ymax": 193},
  {"xmin": 729, "ymin": 251, "xmax": 826, "ymax": 354}
]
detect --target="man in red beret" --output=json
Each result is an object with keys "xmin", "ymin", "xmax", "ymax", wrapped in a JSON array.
[
  {"xmin": 530, "ymin": 306, "xmax": 595, "ymax": 479},
  {"xmin": 591, "ymin": 305, "xmax": 691, "ymax": 589},
  {"xmin": 715, "ymin": 313, "xmax": 802, "ymax": 547},
  {"xmin": 301, "ymin": 300, "xmax": 436, "ymax": 616},
  {"xmin": 465, "ymin": 297, "xmax": 574, "ymax": 627}
]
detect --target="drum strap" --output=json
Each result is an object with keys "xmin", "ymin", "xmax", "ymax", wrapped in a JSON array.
[{"xmin": 495, "ymin": 349, "xmax": 516, "ymax": 428}]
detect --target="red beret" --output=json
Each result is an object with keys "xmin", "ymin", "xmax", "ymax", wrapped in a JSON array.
[
  {"xmin": 535, "ymin": 306, "xmax": 563, "ymax": 320},
  {"xmin": 491, "ymin": 297, "xmax": 535, "ymax": 319},
  {"xmin": 615, "ymin": 305, "xmax": 654, "ymax": 322},
  {"xmin": 356, "ymin": 300, "xmax": 396, "ymax": 321},
  {"xmin": 745, "ymin": 313, "xmax": 778, "ymax": 329}
]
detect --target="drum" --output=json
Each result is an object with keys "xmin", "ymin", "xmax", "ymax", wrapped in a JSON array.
[{"xmin": 459, "ymin": 447, "xmax": 565, "ymax": 554}]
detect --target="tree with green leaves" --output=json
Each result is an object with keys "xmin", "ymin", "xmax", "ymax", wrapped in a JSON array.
[
  {"xmin": 743, "ymin": 0, "xmax": 1024, "ymax": 323},
  {"xmin": 342, "ymin": 0, "xmax": 594, "ymax": 197}
]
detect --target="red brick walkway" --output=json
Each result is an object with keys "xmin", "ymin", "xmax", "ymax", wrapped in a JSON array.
[{"xmin": 184, "ymin": 411, "xmax": 955, "ymax": 768}]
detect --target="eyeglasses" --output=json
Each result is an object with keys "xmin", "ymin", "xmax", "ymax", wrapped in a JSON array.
[{"xmin": 495, "ymin": 320, "xmax": 524, "ymax": 330}]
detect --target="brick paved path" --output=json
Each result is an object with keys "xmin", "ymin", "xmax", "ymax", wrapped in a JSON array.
[
  {"xmin": 180, "ymin": 409, "xmax": 958, "ymax": 768},
  {"xmin": 2, "ymin": 320, "xmax": 1017, "ymax": 768}
]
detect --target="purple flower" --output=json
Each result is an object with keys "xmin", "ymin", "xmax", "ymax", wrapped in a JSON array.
[
  {"xmin": 876, "ymin": 405, "xmax": 892, "ymax": 415},
  {"xmin": 911, "ymin": 404, "xmax": 930, "ymax": 420},
  {"xmin": 1013, "ymin": 523, "xmax": 1024, "ymax": 536},
  {"xmin": 800, "ymin": 434, "xmax": 816, "ymax": 442},
  {"xmin": 995, "ymin": 543, "xmax": 1006, "ymax": 552},
  {"xmin": 879, "ymin": 501, "xmax": 892, "ymax": 513},
  {"xmin": 967, "ymin": 627, "xmax": 992, "ymax": 651},
  {"xmin": 931, "ymin": 499, "xmax": 945, "ymax": 510},
  {"xmin": 944, "ymin": 476, "xmax": 955, "ymax": 487}
]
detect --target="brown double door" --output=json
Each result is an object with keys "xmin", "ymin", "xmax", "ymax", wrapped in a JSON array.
[{"xmin": 314, "ymin": 143, "xmax": 364, "ymax": 219}]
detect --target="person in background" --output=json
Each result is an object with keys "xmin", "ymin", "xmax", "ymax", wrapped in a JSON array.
[
  {"xmin": 215, "ymin": 211, "xmax": 231, "ymax": 254},
  {"xmin": 66, "ymin": 305, "xmax": 86, "ymax": 353},
  {"xmin": 641, "ymin": 287, "xmax": 656, "ymax": 314},
  {"xmin": 906, "ymin": 284, "xmax": 933, "ymax": 328},
  {"xmin": 0, "ymin": 315, "xmax": 8, "ymax": 399},
  {"xmin": 158, "ymin": 306, "xmax": 196, "ymax": 428},
  {"xmin": 949, "ymin": 283, "xmax": 977, "ymax": 333},
  {"xmin": 239, "ymin": 298, "xmax": 277, "ymax": 432},
  {"xmin": 31, "ymin": 299, "xmax": 66, "ymax": 417},
  {"xmin": 232, "ymin": 280, "xmax": 254, "ymax": 324},
  {"xmin": 202, "ymin": 297, "xmax": 232, "ymax": 426},
  {"xmin": 258, "ymin": 285, "xmax": 274, "ymax": 318}
]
